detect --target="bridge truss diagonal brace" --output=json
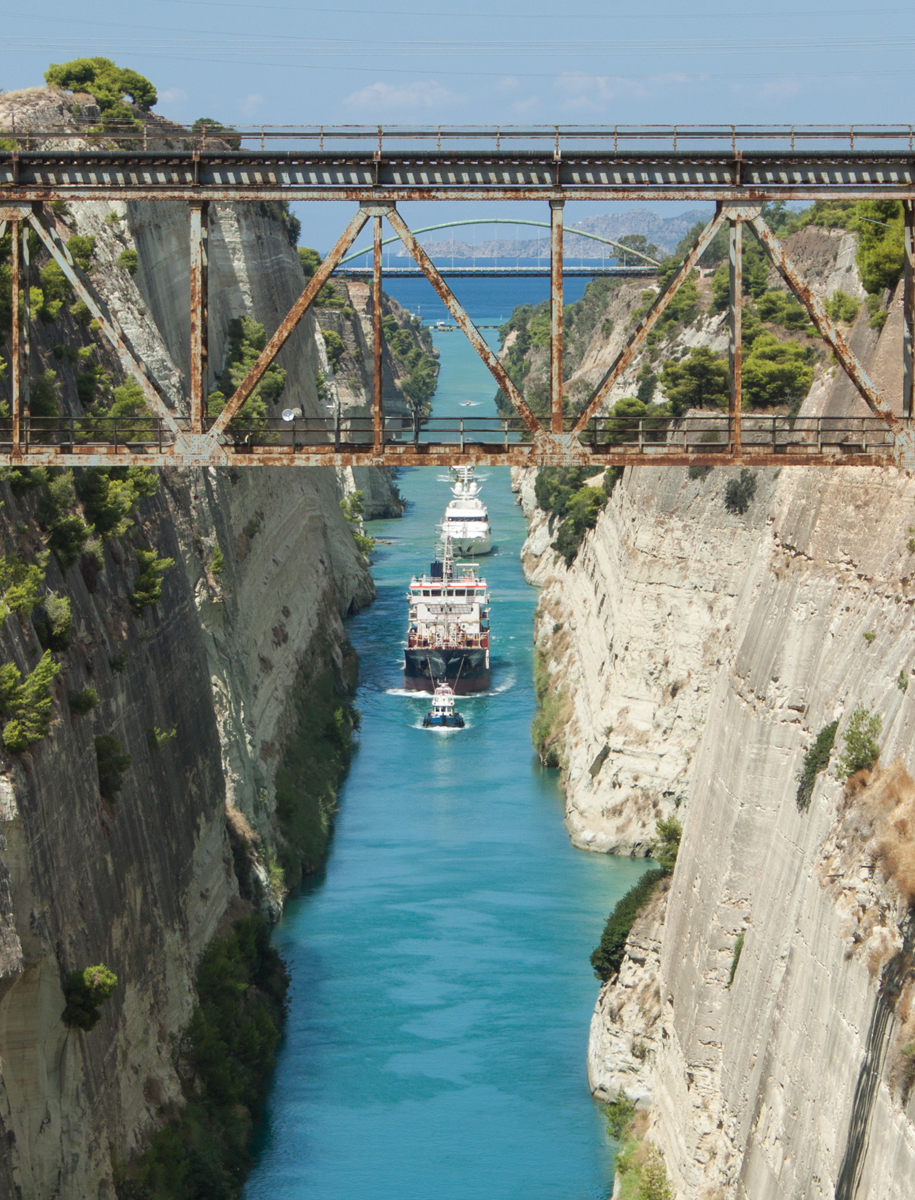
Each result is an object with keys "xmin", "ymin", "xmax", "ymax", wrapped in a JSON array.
[
  {"xmin": 383, "ymin": 207, "xmax": 545, "ymax": 437},
  {"xmin": 206, "ymin": 205, "xmax": 370, "ymax": 442},
  {"xmin": 25, "ymin": 208, "xmax": 181, "ymax": 435},
  {"xmin": 572, "ymin": 205, "xmax": 729, "ymax": 434},
  {"xmin": 748, "ymin": 213, "xmax": 897, "ymax": 428}
]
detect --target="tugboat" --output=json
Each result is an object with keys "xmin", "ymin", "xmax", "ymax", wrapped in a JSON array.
[
  {"xmin": 404, "ymin": 534, "xmax": 490, "ymax": 693},
  {"xmin": 441, "ymin": 466, "xmax": 492, "ymax": 556},
  {"xmin": 422, "ymin": 683, "xmax": 465, "ymax": 729}
]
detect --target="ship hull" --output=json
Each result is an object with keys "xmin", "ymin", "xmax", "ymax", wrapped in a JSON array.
[
  {"xmin": 404, "ymin": 647, "xmax": 489, "ymax": 693},
  {"xmin": 450, "ymin": 533, "xmax": 492, "ymax": 556}
]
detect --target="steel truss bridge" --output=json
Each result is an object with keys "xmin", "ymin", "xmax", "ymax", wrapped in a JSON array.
[{"xmin": 2, "ymin": 124, "xmax": 915, "ymax": 470}]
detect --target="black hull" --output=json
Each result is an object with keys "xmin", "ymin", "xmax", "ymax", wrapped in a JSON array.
[{"xmin": 404, "ymin": 647, "xmax": 489, "ymax": 694}]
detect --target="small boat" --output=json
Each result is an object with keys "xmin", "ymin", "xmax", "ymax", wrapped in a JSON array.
[{"xmin": 422, "ymin": 684, "xmax": 465, "ymax": 728}]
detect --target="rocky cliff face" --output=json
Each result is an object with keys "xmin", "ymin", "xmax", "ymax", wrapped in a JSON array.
[
  {"xmin": 0, "ymin": 87, "xmax": 397, "ymax": 1198},
  {"xmin": 519, "ymin": 224, "xmax": 915, "ymax": 1195}
]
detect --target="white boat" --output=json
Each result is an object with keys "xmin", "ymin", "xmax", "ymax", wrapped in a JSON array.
[
  {"xmin": 440, "ymin": 466, "xmax": 492, "ymax": 556},
  {"xmin": 422, "ymin": 684, "xmax": 465, "ymax": 728}
]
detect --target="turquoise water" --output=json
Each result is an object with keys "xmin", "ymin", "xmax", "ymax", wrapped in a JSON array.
[{"xmin": 244, "ymin": 297, "xmax": 649, "ymax": 1200}]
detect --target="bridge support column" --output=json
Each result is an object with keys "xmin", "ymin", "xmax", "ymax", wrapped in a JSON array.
[
  {"xmin": 904, "ymin": 202, "xmax": 914, "ymax": 420},
  {"xmin": 550, "ymin": 200, "xmax": 564, "ymax": 434},
  {"xmin": 729, "ymin": 215, "xmax": 742, "ymax": 456},
  {"xmin": 190, "ymin": 202, "xmax": 209, "ymax": 434},
  {"xmin": 189, "ymin": 202, "xmax": 208, "ymax": 436},
  {"xmin": 10, "ymin": 220, "xmax": 22, "ymax": 453},
  {"xmin": 373, "ymin": 214, "xmax": 384, "ymax": 451}
]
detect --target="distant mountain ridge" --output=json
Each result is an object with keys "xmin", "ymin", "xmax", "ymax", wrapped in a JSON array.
[{"xmin": 397, "ymin": 206, "xmax": 713, "ymax": 261}]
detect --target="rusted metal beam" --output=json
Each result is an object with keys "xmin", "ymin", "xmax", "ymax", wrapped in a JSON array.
[
  {"xmin": 904, "ymin": 202, "xmax": 914, "ymax": 421},
  {"xmin": 383, "ymin": 206, "xmax": 545, "ymax": 436},
  {"xmin": 20, "ymin": 220, "xmax": 30, "ymax": 438},
  {"xmin": 729, "ymin": 217, "xmax": 742, "ymax": 455},
  {"xmin": 572, "ymin": 207, "xmax": 728, "ymax": 433},
  {"xmin": 9, "ymin": 188, "xmax": 915, "ymax": 205},
  {"xmin": 27, "ymin": 208, "xmax": 180, "ymax": 434},
  {"xmin": 550, "ymin": 200, "xmax": 564, "ymax": 434},
  {"xmin": 6, "ymin": 147, "xmax": 915, "ymax": 200},
  {"xmin": 0, "ymin": 447, "xmax": 894, "ymax": 470},
  {"xmin": 189, "ymin": 201, "xmax": 209, "ymax": 434},
  {"xmin": 206, "ymin": 206, "xmax": 369, "ymax": 441},
  {"xmin": 749, "ymin": 213, "xmax": 897, "ymax": 426},
  {"xmin": 373, "ymin": 214, "xmax": 383, "ymax": 451},
  {"xmin": 10, "ymin": 220, "xmax": 20, "ymax": 453}
]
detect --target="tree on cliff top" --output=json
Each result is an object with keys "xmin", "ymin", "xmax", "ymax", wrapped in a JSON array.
[{"xmin": 44, "ymin": 58, "xmax": 156, "ymax": 126}]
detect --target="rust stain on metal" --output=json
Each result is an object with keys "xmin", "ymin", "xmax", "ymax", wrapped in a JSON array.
[
  {"xmin": 373, "ymin": 214, "xmax": 383, "ymax": 450},
  {"xmin": 189, "ymin": 201, "xmax": 209, "ymax": 433},
  {"xmin": 550, "ymin": 200, "xmax": 564, "ymax": 435},
  {"xmin": 572, "ymin": 207, "xmax": 728, "ymax": 432},
  {"xmin": 904, "ymin": 202, "xmax": 914, "ymax": 420},
  {"xmin": 729, "ymin": 217, "xmax": 743, "ymax": 454},
  {"xmin": 207, "ymin": 206, "xmax": 370, "ymax": 441},
  {"xmin": 10, "ymin": 219, "xmax": 20, "ymax": 453}
]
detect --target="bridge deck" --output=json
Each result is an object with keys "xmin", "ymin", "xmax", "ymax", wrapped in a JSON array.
[{"xmin": 0, "ymin": 415, "xmax": 898, "ymax": 470}]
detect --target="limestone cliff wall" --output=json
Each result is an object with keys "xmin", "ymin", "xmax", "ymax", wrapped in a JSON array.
[
  {"xmin": 0, "ymin": 88, "xmax": 382, "ymax": 1198},
  {"xmin": 519, "ymin": 224, "xmax": 915, "ymax": 1195}
]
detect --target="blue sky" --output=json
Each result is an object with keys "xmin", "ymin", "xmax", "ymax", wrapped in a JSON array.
[{"xmin": 2, "ymin": 1, "xmax": 913, "ymax": 248}]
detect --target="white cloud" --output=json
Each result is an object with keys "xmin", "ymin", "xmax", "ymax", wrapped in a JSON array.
[
  {"xmin": 342, "ymin": 80, "xmax": 453, "ymax": 115},
  {"xmin": 238, "ymin": 93, "xmax": 265, "ymax": 118},
  {"xmin": 157, "ymin": 87, "xmax": 188, "ymax": 108},
  {"xmin": 555, "ymin": 71, "xmax": 689, "ymax": 112},
  {"xmin": 512, "ymin": 96, "xmax": 540, "ymax": 115}
]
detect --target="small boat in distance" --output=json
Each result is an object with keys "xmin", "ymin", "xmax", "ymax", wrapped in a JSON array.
[{"xmin": 422, "ymin": 684, "xmax": 465, "ymax": 729}]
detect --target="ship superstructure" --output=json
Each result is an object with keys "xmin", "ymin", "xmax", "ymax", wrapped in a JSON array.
[
  {"xmin": 404, "ymin": 535, "xmax": 490, "ymax": 693},
  {"xmin": 440, "ymin": 466, "xmax": 492, "ymax": 556}
]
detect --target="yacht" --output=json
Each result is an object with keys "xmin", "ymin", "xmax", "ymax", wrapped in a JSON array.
[{"xmin": 441, "ymin": 466, "xmax": 492, "ymax": 556}]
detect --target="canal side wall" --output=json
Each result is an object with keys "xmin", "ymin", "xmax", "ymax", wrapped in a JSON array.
[
  {"xmin": 519, "ymin": 242, "xmax": 915, "ymax": 1194},
  {"xmin": 0, "ymin": 88, "xmax": 390, "ymax": 1198}
]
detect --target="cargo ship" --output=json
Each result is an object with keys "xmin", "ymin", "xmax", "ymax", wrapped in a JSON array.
[
  {"xmin": 404, "ymin": 535, "xmax": 490, "ymax": 693},
  {"xmin": 440, "ymin": 466, "xmax": 492, "ymax": 556}
]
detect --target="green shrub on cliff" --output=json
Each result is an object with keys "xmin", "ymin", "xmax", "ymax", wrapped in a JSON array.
[
  {"xmin": 68, "ymin": 687, "xmax": 98, "ymax": 716},
  {"xmin": 45, "ymin": 58, "xmax": 156, "ymax": 128},
  {"xmin": 795, "ymin": 720, "xmax": 838, "ymax": 810},
  {"xmin": 207, "ymin": 316, "xmax": 286, "ymax": 435},
  {"xmin": 62, "ymin": 963, "xmax": 118, "ymax": 1031},
  {"xmin": 0, "ymin": 651, "xmax": 60, "ymax": 754},
  {"xmin": 590, "ymin": 868, "xmax": 667, "ymax": 982},
  {"xmin": 837, "ymin": 705, "xmax": 882, "ymax": 780},
  {"xmin": 0, "ymin": 552, "xmax": 47, "ymax": 622},
  {"xmin": 95, "ymin": 734, "xmax": 132, "ymax": 799},
  {"xmin": 659, "ymin": 347, "xmax": 729, "ymax": 416},
  {"xmin": 33, "ymin": 593, "xmax": 73, "ymax": 652},
  {"xmin": 604, "ymin": 1088, "xmax": 637, "ymax": 1139},
  {"xmin": 117, "ymin": 916, "xmax": 289, "ymax": 1200},
  {"xmin": 650, "ymin": 816, "xmax": 682, "ymax": 874},
  {"xmin": 130, "ymin": 548, "xmax": 175, "ymax": 616},
  {"xmin": 274, "ymin": 658, "xmax": 359, "ymax": 887}
]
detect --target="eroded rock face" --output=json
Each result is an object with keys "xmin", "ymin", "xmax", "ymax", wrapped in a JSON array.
[
  {"xmin": 521, "ymin": 228, "xmax": 915, "ymax": 1194},
  {"xmin": 0, "ymin": 90, "xmax": 383, "ymax": 1197}
]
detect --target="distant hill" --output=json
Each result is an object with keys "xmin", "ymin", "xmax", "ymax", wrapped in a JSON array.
[{"xmin": 398, "ymin": 206, "xmax": 713, "ymax": 261}]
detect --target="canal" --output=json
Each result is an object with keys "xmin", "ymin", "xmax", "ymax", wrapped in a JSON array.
[{"xmin": 244, "ymin": 280, "xmax": 650, "ymax": 1200}]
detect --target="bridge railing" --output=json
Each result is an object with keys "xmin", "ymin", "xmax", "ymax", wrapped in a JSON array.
[
  {"xmin": 0, "ymin": 416, "xmax": 170, "ymax": 454},
  {"xmin": 0, "ymin": 413, "xmax": 901, "ymax": 461}
]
